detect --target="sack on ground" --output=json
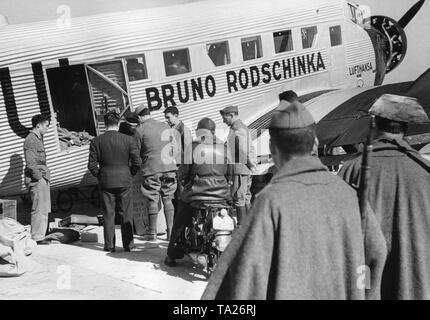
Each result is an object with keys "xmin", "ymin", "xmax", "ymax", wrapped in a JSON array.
[
  {"xmin": 45, "ymin": 227, "xmax": 80, "ymax": 244},
  {"xmin": 0, "ymin": 218, "xmax": 33, "ymax": 277}
]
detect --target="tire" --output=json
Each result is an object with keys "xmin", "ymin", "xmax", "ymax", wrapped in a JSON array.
[{"xmin": 57, "ymin": 190, "xmax": 73, "ymax": 213}]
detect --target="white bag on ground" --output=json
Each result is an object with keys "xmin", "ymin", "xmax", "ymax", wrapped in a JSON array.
[{"xmin": 0, "ymin": 218, "xmax": 35, "ymax": 277}]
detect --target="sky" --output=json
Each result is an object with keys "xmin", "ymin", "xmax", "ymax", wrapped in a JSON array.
[{"xmin": 0, "ymin": 0, "xmax": 429, "ymax": 84}]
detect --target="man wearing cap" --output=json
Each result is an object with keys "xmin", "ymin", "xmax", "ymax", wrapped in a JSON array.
[
  {"xmin": 202, "ymin": 100, "xmax": 387, "ymax": 300},
  {"xmin": 339, "ymin": 94, "xmax": 430, "ymax": 300},
  {"xmin": 220, "ymin": 105, "xmax": 256, "ymax": 225},
  {"xmin": 119, "ymin": 113, "xmax": 140, "ymax": 136},
  {"xmin": 133, "ymin": 104, "xmax": 178, "ymax": 241}
]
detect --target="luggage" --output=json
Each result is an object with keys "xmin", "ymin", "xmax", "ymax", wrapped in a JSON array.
[
  {"xmin": 59, "ymin": 214, "xmax": 101, "ymax": 227},
  {"xmin": 0, "ymin": 199, "xmax": 17, "ymax": 221},
  {"xmin": 45, "ymin": 228, "xmax": 81, "ymax": 244},
  {"xmin": 0, "ymin": 218, "xmax": 35, "ymax": 277}
]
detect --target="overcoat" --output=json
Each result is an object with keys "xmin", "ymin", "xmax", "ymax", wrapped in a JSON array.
[
  {"xmin": 202, "ymin": 156, "xmax": 387, "ymax": 300},
  {"xmin": 339, "ymin": 137, "xmax": 430, "ymax": 300}
]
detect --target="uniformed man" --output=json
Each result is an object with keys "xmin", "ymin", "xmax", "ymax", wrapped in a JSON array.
[
  {"xmin": 338, "ymin": 94, "xmax": 430, "ymax": 300},
  {"xmin": 133, "ymin": 104, "xmax": 178, "ymax": 241},
  {"xmin": 118, "ymin": 113, "xmax": 139, "ymax": 136},
  {"xmin": 220, "ymin": 105, "xmax": 256, "ymax": 225},
  {"xmin": 23, "ymin": 114, "xmax": 51, "ymax": 244},
  {"xmin": 202, "ymin": 100, "xmax": 387, "ymax": 300}
]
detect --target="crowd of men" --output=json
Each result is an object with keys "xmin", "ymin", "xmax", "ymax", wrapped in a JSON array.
[{"xmin": 23, "ymin": 90, "xmax": 430, "ymax": 299}]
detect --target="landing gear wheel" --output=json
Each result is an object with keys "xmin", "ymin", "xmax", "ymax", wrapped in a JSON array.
[
  {"xmin": 91, "ymin": 185, "xmax": 101, "ymax": 208},
  {"xmin": 204, "ymin": 268, "xmax": 213, "ymax": 280}
]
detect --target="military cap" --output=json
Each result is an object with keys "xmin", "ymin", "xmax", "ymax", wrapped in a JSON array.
[
  {"xmin": 125, "ymin": 114, "xmax": 139, "ymax": 126},
  {"xmin": 220, "ymin": 105, "xmax": 238, "ymax": 115},
  {"xmin": 269, "ymin": 100, "xmax": 315, "ymax": 129},
  {"xmin": 369, "ymin": 94, "xmax": 430, "ymax": 123},
  {"xmin": 133, "ymin": 103, "xmax": 150, "ymax": 117}
]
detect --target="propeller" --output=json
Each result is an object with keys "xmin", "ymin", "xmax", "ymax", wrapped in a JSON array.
[
  {"xmin": 365, "ymin": 0, "xmax": 425, "ymax": 79},
  {"xmin": 398, "ymin": 0, "xmax": 425, "ymax": 28}
]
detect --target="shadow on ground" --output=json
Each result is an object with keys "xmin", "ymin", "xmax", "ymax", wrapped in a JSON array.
[{"xmin": 71, "ymin": 234, "xmax": 209, "ymax": 283}]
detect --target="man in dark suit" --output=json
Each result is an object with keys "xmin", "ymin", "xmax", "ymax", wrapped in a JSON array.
[{"xmin": 88, "ymin": 111, "xmax": 141, "ymax": 252}]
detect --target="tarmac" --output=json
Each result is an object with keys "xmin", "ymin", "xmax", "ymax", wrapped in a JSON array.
[{"xmin": 0, "ymin": 197, "xmax": 208, "ymax": 300}]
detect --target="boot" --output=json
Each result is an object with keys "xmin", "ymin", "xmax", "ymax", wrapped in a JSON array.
[
  {"xmin": 164, "ymin": 255, "xmax": 176, "ymax": 267},
  {"xmin": 166, "ymin": 228, "xmax": 171, "ymax": 242},
  {"xmin": 143, "ymin": 213, "xmax": 157, "ymax": 241},
  {"xmin": 162, "ymin": 198, "xmax": 174, "ymax": 239},
  {"xmin": 236, "ymin": 206, "xmax": 246, "ymax": 225}
]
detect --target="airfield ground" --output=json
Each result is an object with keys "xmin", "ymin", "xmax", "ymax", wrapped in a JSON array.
[{"xmin": 1, "ymin": 197, "xmax": 208, "ymax": 300}]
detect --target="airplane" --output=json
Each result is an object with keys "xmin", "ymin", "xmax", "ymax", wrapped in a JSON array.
[{"xmin": 0, "ymin": 0, "xmax": 426, "ymax": 202}]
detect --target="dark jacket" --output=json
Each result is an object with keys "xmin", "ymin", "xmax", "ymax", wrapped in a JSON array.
[
  {"xmin": 88, "ymin": 130, "xmax": 141, "ymax": 189},
  {"xmin": 23, "ymin": 129, "xmax": 50, "ymax": 184},
  {"xmin": 134, "ymin": 118, "xmax": 178, "ymax": 176},
  {"xmin": 339, "ymin": 137, "xmax": 430, "ymax": 300},
  {"xmin": 226, "ymin": 119, "xmax": 256, "ymax": 175},
  {"xmin": 179, "ymin": 135, "xmax": 232, "ymax": 204},
  {"xmin": 202, "ymin": 156, "xmax": 387, "ymax": 300}
]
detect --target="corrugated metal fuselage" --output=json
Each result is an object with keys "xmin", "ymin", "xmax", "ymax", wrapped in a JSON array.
[{"xmin": 0, "ymin": 0, "xmax": 376, "ymax": 196}]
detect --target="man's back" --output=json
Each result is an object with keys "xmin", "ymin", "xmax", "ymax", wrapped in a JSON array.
[
  {"xmin": 88, "ymin": 131, "xmax": 140, "ymax": 189},
  {"xmin": 179, "ymin": 138, "xmax": 231, "ymax": 203},
  {"xmin": 203, "ymin": 156, "xmax": 386, "ymax": 300},
  {"xmin": 134, "ymin": 118, "xmax": 177, "ymax": 176},
  {"xmin": 339, "ymin": 138, "xmax": 430, "ymax": 299}
]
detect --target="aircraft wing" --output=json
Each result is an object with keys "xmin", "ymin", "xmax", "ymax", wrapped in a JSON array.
[
  {"xmin": 250, "ymin": 68, "xmax": 430, "ymax": 170},
  {"xmin": 315, "ymin": 67, "xmax": 430, "ymax": 149}
]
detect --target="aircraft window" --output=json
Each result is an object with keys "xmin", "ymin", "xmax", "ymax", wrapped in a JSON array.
[
  {"xmin": 329, "ymin": 25, "xmax": 342, "ymax": 46},
  {"xmin": 125, "ymin": 55, "xmax": 148, "ymax": 81},
  {"xmin": 207, "ymin": 41, "xmax": 231, "ymax": 66},
  {"xmin": 273, "ymin": 30, "xmax": 293, "ymax": 53},
  {"xmin": 163, "ymin": 49, "xmax": 191, "ymax": 76},
  {"xmin": 301, "ymin": 26, "xmax": 318, "ymax": 49},
  {"xmin": 241, "ymin": 36, "xmax": 263, "ymax": 61}
]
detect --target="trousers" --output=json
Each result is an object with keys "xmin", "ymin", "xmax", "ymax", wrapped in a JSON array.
[
  {"xmin": 101, "ymin": 186, "xmax": 134, "ymax": 249},
  {"xmin": 231, "ymin": 175, "xmax": 252, "ymax": 207},
  {"xmin": 167, "ymin": 200, "xmax": 193, "ymax": 259},
  {"xmin": 29, "ymin": 178, "xmax": 51, "ymax": 241}
]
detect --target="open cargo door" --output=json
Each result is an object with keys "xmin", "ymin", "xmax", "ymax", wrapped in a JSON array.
[{"xmin": 85, "ymin": 60, "xmax": 130, "ymax": 134}]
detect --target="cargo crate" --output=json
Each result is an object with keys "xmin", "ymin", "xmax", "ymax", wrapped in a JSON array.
[{"xmin": 0, "ymin": 199, "xmax": 17, "ymax": 221}]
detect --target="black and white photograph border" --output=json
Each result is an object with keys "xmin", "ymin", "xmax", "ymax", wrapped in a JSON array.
[{"xmin": 1, "ymin": 0, "xmax": 430, "ymax": 302}]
